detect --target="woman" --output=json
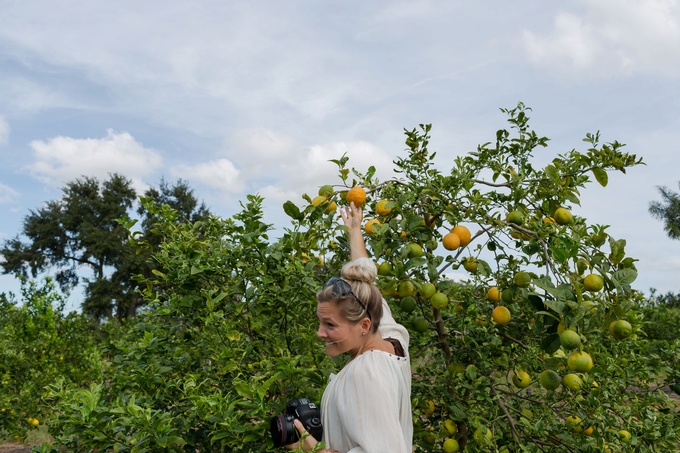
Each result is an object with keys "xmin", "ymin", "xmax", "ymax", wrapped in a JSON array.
[{"xmin": 287, "ymin": 202, "xmax": 413, "ymax": 453}]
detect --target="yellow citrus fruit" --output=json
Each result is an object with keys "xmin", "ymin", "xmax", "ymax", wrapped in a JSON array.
[
  {"xmin": 397, "ymin": 281, "xmax": 415, "ymax": 297},
  {"xmin": 566, "ymin": 415, "xmax": 583, "ymax": 433},
  {"xmin": 514, "ymin": 271, "xmax": 531, "ymax": 288},
  {"xmin": 539, "ymin": 370, "xmax": 561, "ymax": 390},
  {"xmin": 475, "ymin": 315, "xmax": 488, "ymax": 327},
  {"xmin": 557, "ymin": 321, "xmax": 566, "ymax": 335},
  {"xmin": 375, "ymin": 199, "xmax": 392, "ymax": 216},
  {"xmin": 400, "ymin": 296, "xmax": 416, "ymax": 313},
  {"xmin": 443, "ymin": 438, "xmax": 460, "ymax": 453},
  {"xmin": 422, "ymin": 432, "xmax": 435, "ymax": 445},
  {"xmin": 543, "ymin": 216, "xmax": 555, "ymax": 224},
  {"xmin": 618, "ymin": 429, "xmax": 632, "ymax": 442},
  {"xmin": 567, "ymin": 351, "xmax": 593, "ymax": 373},
  {"xmin": 451, "ymin": 225, "xmax": 471, "ymax": 247},
  {"xmin": 553, "ymin": 207, "xmax": 573, "ymax": 225},
  {"xmin": 430, "ymin": 292, "xmax": 448, "ymax": 310},
  {"xmin": 583, "ymin": 273, "xmax": 604, "ymax": 292},
  {"xmin": 346, "ymin": 186, "xmax": 367, "ymax": 206},
  {"xmin": 420, "ymin": 282, "xmax": 437, "ymax": 299},
  {"xmin": 512, "ymin": 370, "xmax": 531, "ymax": 388},
  {"xmin": 318, "ymin": 185, "xmax": 334, "ymax": 197},
  {"xmin": 583, "ymin": 426, "xmax": 594, "ymax": 436},
  {"xmin": 563, "ymin": 373, "xmax": 583, "ymax": 391},
  {"xmin": 365, "ymin": 219, "xmax": 381, "ymax": 235},
  {"xmin": 412, "ymin": 316, "xmax": 429, "ymax": 332},
  {"xmin": 463, "ymin": 257, "xmax": 477, "ymax": 273},
  {"xmin": 423, "ymin": 399, "xmax": 435, "ymax": 415},
  {"xmin": 486, "ymin": 286, "xmax": 501, "ymax": 303},
  {"xmin": 400, "ymin": 231, "xmax": 407, "ymax": 240},
  {"xmin": 443, "ymin": 419, "xmax": 458, "ymax": 435},
  {"xmin": 442, "ymin": 233, "xmax": 461, "ymax": 251},
  {"xmin": 611, "ymin": 320, "xmax": 632, "ymax": 339},
  {"xmin": 506, "ymin": 210, "xmax": 524, "ymax": 225},
  {"xmin": 377, "ymin": 262, "xmax": 393, "ymax": 276},
  {"xmin": 454, "ymin": 303, "xmax": 463, "ymax": 313},
  {"xmin": 473, "ymin": 426, "xmax": 493, "ymax": 445},
  {"xmin": 407, "ymin": 243, "xmax": 423, "ymax": 258},
  {"xmin": 559, "ymin": 330, "xmax": 581, "ymax": 350},
  {"xmin": 325, "ymin": 201, "xmax": 337, "ymax": 214},
  {"xmin": 448, "ymin": 363, "xmax": 465, "ymax": 375},
  {"xmin": 312, "ymin": 195, "xmax": 328, "ymax": 207},
  {"xmin": 492, "ymin": 306, "xmax": 511, "ymax": 325}
]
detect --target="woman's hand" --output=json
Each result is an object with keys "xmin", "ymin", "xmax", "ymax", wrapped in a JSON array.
[
  {"xmin": 340, "ymin": 202, "xmax": 363, "ymax": 232},
  {"xmin": 283, "ymin": 419, "xmax": 320, "ymax": 452}
]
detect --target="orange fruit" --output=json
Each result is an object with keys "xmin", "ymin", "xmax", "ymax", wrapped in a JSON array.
[
  {"xmin": 583, "ymin": 274, "xmax": 604, "ymax": 292},
  {"xmin": 397, "ymin": 281, "xmax": 415, "ymax": 297},
  {"xmin": 451, "ymin": 225, "xmax": 471, "ymax": 247},
  {"xmin": 463, "ymin": 257, "xmax": 477, "ymax": 273},
  {"xmin": 553, "ymin": 207, "xmax": 573, "ymax": 225},
  {"xmin": 513, "ymin": 271, "xmax": 531, "ymax": 288},
  {"xmin": 430, "ymin": 292, "xmax": 448, "ymax": 310},
  {"xmin": 365, "ymin": 219, "xmax": 381, "ymax": 235},
  {"xmin": 611, "ymin": 320, "xmax": 632, "ymax": 339},
  {"xmin": 506, "ymin": 210, "xmax": 524, "ymax": 225},
  {"xmin": 486, "ymin": 286, "xmax": 501, "ymax": 303},
  {"xmin": 346, "ymin": 186, "xmax": 367, "ymax": 206},
  {"xmin": 492, "ymin": 306, "xmax": 511, "ymax": 325},
  {"xmin": 567, "ymin": 351, "xmax": 593, "ymax": 373},
  {"xmin": 318, "ymin": 185, "xmax": 334, "ymax": 197},
  {"xmin": 512, "ymin": 370, "xmax": 531, "ymax": 388},
  {"xmin": 442, "ymin": 233, "xmax": 461, "ymax": 251},
  {"xmin": 375, "ymin": 199, "xmax": 392, "ymax": 216},
  {"xmin": 539, "ymin": 370, "xmax": 561, "ymax": 390}
]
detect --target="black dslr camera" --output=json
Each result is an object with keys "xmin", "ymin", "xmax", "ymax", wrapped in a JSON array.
[{"xmin": 270, "ymin": 398, "xmax": 323, "ymax": 447}]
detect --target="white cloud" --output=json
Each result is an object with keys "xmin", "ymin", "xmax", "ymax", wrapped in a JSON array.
[
  {"xmin": 27, "ymin": 130, "xmax": 162, "ymax": 190},
  {"xmin": 253, "ymin": 140, "xmax": 395, "ymax": 204},
  {"xmin": 0, "ymin": 182, "xmax": 19, "ymax": 203},
  {"xmin": 171, "ymin": 158, "xmax": 242, "ymax": 193},
  {"xmin": 522, "ymin": 0, "xmax": 680, "ymax": 78},
  {"xmin": 0, "ymin": 116, "xmax": 9, "ymax": 145}
]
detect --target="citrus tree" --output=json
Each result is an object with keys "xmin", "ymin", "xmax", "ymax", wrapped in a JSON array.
[
  {"xmin": 0, "ymin": 278, "xmax": 102, "ymax": 441},
  {"xmin": 37, "ymin": 104, "xmax": 680, "ymax": 452}
]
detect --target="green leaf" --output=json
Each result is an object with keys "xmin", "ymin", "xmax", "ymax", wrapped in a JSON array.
[
  {"xmin": 612, "ymin": 268, "xmax": 637, "ymax": 285},
  {"xmin": 404, "ymin": 257, "xmax": 428, "ymax": 271},
  {"xmin": 190, "ymin": 266, "xmax": 203, "ymax": 275},
  {"xmin": 283, "ymin": 201, "xmax": 303, "ymax": 221},
  {"xmin": 592, "ymin": 167, "xmax": 609, "ymax": 187},
  {"xmin": 541, "ymin": 334, "xmax": 561, "ymax": 354}
]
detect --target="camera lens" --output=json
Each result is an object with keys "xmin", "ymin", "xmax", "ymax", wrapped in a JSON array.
[{"xmin": 270, "ymin": 414, "xmax": 298, "ymax": 447}]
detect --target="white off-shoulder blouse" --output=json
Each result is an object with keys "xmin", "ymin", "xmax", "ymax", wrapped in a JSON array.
[{"xmin": 320, "ymin": 257, "xmax": 413, "ymax": 453}]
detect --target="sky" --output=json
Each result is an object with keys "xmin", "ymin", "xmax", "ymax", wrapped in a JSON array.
[{"xmin": 1, "ymin": 0, "xmax": 680, "ymax": 311}]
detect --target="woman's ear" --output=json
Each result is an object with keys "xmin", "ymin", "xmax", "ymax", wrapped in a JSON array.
[{"xmin": 361, "ymin": 317, "xmax": 372, "ymax": 334}]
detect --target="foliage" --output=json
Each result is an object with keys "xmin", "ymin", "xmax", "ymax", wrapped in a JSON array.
[
  {"xmin": 1, "ymin": 176, "xmax": 209, "ymax": 320},
  {"xmin": 649, "ymin": 182, "xmax": 680, "ymax": 240},
  {"xmin": 0, "ymin": 279, "xmax": 102, "ymax": 441},
  {"xmin": 38, "ymin": 198, "xmax": 337, "ymax": 452},
  {"xmin": 37, "ymin": 104, "xmax": 680, "ymax": 452}
]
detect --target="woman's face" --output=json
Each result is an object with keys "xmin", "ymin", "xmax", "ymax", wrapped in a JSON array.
[{"xmin": 316, "ymin": 302, "xmax": 363, "ymax": 356}]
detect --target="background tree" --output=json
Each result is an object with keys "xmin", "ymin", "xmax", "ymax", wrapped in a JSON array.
[
  {"xmin": 649, "ymin": 183, "xmax": 680, "ymax": 239},
  {"xmin": 1, "ymin": 175, "xmax": 209, "ymax": 320}
]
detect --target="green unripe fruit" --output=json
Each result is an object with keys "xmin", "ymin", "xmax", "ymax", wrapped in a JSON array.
[
  {"xmin": 430, "ymin": 292, "xmax": 448, "ymax": 310},
  {"xmin": 559, "ymin": 329, "xmax": 582, "ymax": 350},
  {"xmin": 539, "ymin": 370, "xmax": 561, "ymax": 390},
  {"xmin": 399, "ymin": 296, "xmax": 416, "ymax": 313}
]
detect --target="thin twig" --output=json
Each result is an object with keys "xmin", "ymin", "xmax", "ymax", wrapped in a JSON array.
[{"xmin": 490, "ymin": 385, "xmax": 520, "ymax": 444}]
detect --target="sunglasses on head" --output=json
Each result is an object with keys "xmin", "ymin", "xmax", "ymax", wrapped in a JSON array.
[{"xmin": 323, "ymin": 277, "xmax": 371, "ymax": 320}]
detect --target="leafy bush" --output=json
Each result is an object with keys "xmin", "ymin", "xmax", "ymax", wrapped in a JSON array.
[
  {"xmin": 38, "ymin": 104, "xmax": 680, "ymax": 452},
  {"xmin": 0, "ymin": 279, "xmax": 102, "ymax": 440}
]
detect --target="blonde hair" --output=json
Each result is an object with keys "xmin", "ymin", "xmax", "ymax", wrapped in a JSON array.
[{"xmin": 317, "ymin": 261, "xmax": 383, "ymax": 333}]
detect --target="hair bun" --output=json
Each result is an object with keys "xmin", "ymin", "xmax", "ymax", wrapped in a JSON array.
[{"xmin": 341, "ymin": 258, "xmax": 377, "ymax": 284}]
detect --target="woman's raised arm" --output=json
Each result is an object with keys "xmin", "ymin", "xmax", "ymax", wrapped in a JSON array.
[{"xmin": 340, "ymin": 202, "xmax": 368, "ymax": 260}]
